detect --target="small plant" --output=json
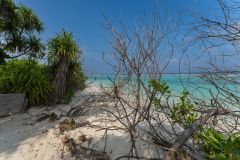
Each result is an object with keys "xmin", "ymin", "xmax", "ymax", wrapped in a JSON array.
[
  {"xmin": 149, "ymin": 79, "xmax": 170, "ymax": 94},
  {"xmin": 149, "ymin": 79, "xmax": 170, "ymax": 106},
  {"xmin": 0, "ymin": 59, "xmax": 52, "ymax": 105},
  {"xmin": 171, "ymin": 90, "xmax": 198, "ymax": 128},
  {"xmin": 198, "ymin": 128, "xmax": 240, "ymax": 160}
]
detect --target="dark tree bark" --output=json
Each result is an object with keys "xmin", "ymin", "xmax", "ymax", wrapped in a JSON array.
[{"xmin": 53, "ymin": 55, "xmax": 69, "ymax": 103}]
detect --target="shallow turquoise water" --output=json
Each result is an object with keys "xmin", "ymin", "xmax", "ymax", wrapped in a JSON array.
[
  {"xmin": 87, "ymin": 74, "xmax": 240, "ymax": 110},
  {"xmin": 87, "ymin": 74, "xmax": 215, "ymax": 97}
]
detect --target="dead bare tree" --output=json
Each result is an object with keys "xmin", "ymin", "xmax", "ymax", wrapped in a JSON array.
[
  {"xmin": 187, "ymin": 0, "xmax": 240, "ymax": 127},
  {"xmin": 98, "ymin": 7, "xmax": 200, "ymax": 159},
  {"xmin": 100, "ymin": 1, "xmax": 240, "ymax": 159},
  {"xmin": 162, "ymin": 0, "xmax": 240, "ymax": 159}
]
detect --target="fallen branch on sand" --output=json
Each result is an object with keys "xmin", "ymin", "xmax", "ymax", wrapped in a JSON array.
[{"xmin": 163, "ymin": 108, "xmax": 231, "ymax": 160}]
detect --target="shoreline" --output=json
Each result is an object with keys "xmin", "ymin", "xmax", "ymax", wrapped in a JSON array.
[{"xmin": 0, "ymin": 83, "xmax": 239, "ymax": 160}]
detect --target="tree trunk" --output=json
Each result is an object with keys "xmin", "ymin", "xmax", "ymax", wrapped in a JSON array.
[{"xmin": 52, "ymin": 55, "xmax": 69, "ymax": 104}]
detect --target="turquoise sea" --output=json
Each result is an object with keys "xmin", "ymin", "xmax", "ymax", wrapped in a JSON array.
[
  {"xmin": 88, "ymin": 74, "xmax": 219, "ymax": 97},
  {"xmin": 88, "ymin": 74, "xmax": 240, "ymax": 110}
]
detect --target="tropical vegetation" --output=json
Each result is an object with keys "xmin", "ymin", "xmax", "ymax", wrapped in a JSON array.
[
  {"xmin": 0, "ymin": 0, "xmax": 86, "ymax": 105},
  {"xmin": 0, "ymin": 0, "xmax": 239, "ymax": 159},
  {"xmin": 0, "ymin": 59, "xmax": 51, "ymax": 105},
  {"xmin": 150, "ymin": 79, "xmax": 240, "ymax": 159},
  {"xmin": 48, "ymin": 30, "xmax": 85, "ymax": 103},
  {"xmin": 198, "ymin": 128, "xmax": 240, "ymax": 160},
  {"xmin": 0, "ymin": 0, "xmax": 45, "ymax": 63}
]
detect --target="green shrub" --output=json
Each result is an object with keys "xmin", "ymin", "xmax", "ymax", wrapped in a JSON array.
[
  {"xmin": 148, "ymin": 79, "xmax": 170, "ymax": 106},
  {"xmin": 149, "ymin": 79, "xmax": 170, "ymax": 94},
  {"xmin": 0, "ymin": 59, "xmax": 52, "ymax": 105},
  {"xmin": 198, "ymin": 128, "xmax": 240, "ymax": 160},
  {"xmin": 149, "ymin": 79, "xmax": 240, "ymax": 159},
  {"xmin": 171, "ymin": 90, "xmax": 198, "ymax": 128}
]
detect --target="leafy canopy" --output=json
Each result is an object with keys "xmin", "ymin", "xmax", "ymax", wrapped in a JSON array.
[
  {"xmin": 48, "ymin": 30, "xmax": 80, "ymax": 65},
  {"xmin": 0, "ymin": 0, "xmax": 44, "ymax": 63}
]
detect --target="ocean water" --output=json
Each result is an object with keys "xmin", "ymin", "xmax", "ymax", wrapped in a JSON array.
[
  {"xmin": 88, "ymin": 74, "xmax": 240, "ymax": 110},
  {"xmin": 88, "ymin": 74, "xmax": 215, "ymax": 97},
  {"xmin": 87, "ymin": 74, "xmax": 240, "ymax": 111}
]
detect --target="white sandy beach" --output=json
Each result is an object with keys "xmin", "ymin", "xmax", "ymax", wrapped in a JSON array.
[
  {"xmin": 1, "ymin": 83, "xmax": 239, "ymax": 160},
  {"xmin": 0, "ymin": 84, "xmax": 165, "ymax": 160}
]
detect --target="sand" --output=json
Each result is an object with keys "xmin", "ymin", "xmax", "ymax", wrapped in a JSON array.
[{"xmin": 0, "ymin": 84, "xmax": 164, "ymax": 160}]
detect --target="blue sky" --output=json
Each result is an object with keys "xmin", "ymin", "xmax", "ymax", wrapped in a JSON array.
[{"xmin": 15, "ymin": 0, "xmax": 224, "ymax": 74}]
